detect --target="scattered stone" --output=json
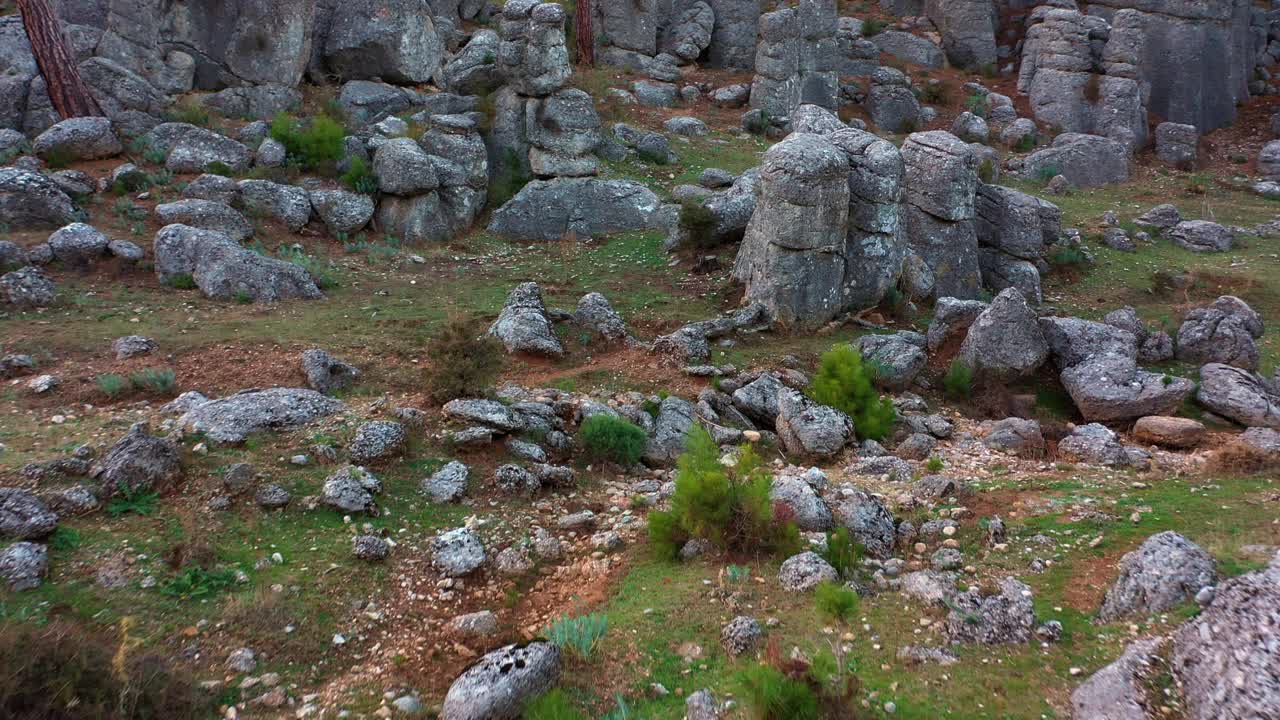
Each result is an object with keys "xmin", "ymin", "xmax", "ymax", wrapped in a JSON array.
[
  {"xmin": 720, "ymin": 616, "xmax": 763, "ymax": 657},
  {"xmin": 440, "ymin": 642, "xmax": 560, "ymax": 720},
  {"xmin": 778, "ymin": 551, "xmax": 838, "ymax": 592}
]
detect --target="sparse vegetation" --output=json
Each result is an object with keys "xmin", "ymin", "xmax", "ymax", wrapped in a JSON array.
[
  {"xmin": 814, "ymin": 581, "xmax": 860, "ymax": 623},
  {"xmin": 270, "ymin": 113, "xmax": 346, "ymax": 170},
  {"xmin": 95, "ymin": 373, "xmax": 130, "ymax": 398},
  {"xmin": 943, "ymin": 359, "xmax": 974, "ymax": 400},
  {"xmin": 130, "ymin": 367, "xmax": 176, "ymax": 395},
  {"xmin": 544, "ymin": 613, "xmax": 609, "ymax": 659},
  {"xmin": 424, "ymin": 316, "xmax": 505, "ymax": 403}
]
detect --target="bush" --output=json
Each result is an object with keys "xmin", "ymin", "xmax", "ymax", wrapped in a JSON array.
[
  {"xmin": 648, "ymin": 427, "xmax": 800, "ymax": 560},
  {"xmin": 678, "ymin": 199, "xmax": 719, "ymax": 249},
  {"xmin": 918, "ymin": 81, "xmax": 948, "ymax": 105},
  {"xmin": 0, "ymin": 620, "xmax": 209, "ymax": 720},
  {"xmin": 964, "ymin": 93, "xmax": 988, "ymax": 119},
  {"xmin": 977, "ymin": 158, "xmax": 996, "ymax": 183},
  {"xmin": 164, "ymin": 273, "xmax": 197, "ymax": 290},
  {"xmin": 1036, "ymin": 163, "xmax": 1061, "ymax": 184},
  {"xmin": 815, "ymin": 581, "xmax": 860, "ymax": 623},
  {"xmin": 737, "ymin": 664, "xmax": 820, "ymax": 720},
  {"xmin": 1015, "ymin": 132, "xmax": 1038, "ymax": 153},
  {"xmin": 1048, "ymin": 244, "xmax": 1088, "ymax": 267},
  {"xmin": 96, "ymin": 373, "xmax": 129, "ymax": 398},
  {"xmin": 943, "ymin": 359, "xmax": 974, "ymax": 401},
  {"xmin": 860, "ymin": 18, "xmax": 886, "ymax": 37},
  {"xmin": 424, "ymin": 316, "xmax": 505, "ymax": 403},
  {"xmin": 820, "ymin": 527, "xmax": 862, "ymax": 580},
  {"xmin": 926, "ymin": 456, "xmax": 944, "ymax": 472},
  {"xmin": 166, "ymin": 100, "xmax": 211, "ymax": 127},
  {"xmin": 339, "ymin": 156, "xmax": 379, "ymax": 195},
  {"xmin": 807, "ymin": 345, "xmax": 897, "ymax": 441},
  {"xmin": 543, "ymin": 613, "xmax": 609, "ymax": 660},
  {"xmin": 270, "ymin": 114, "xmax": 346, "ymax": 170},
  {"xmin": 579, "ymin": 415, "xmax": 648, "ymax": 466}
]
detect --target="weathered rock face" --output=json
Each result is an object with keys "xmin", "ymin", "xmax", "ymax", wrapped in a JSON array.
[
  {"xmin": 924, "ymin": 0, "xmax": 996, "ymax": 70},
  {"xmin": 857, "ymin": 332, "xmax": 925, "ymax": 391},
  {"xmin": 0, "ymin": 167, "xmax": 80, "ymax": 230},
  {"xmin": 178, "ymin": 388, "xmax": 345, "ymax": 443},
  {"xmin": 488, "ymin": 178, "xmax": 662, "ymax": 241},
  {"xmin": 704, "ymin": 0, "xmax": 763, "ymax": 70},
  {"xmin": 0, "ymin": 489, "xmax": 58, "ymax": 541},
  {"xmin": 749, "ymin": 1, "xmax": 839, "ymax": 119},
  {"xmin": 441, "ymin": 642, "xmax": 561, "ymax": 720},
  {"xmin": 775, "ymin": 390, "xmax": 854, "ymax": 459},
  {"xmin": 153, "ymin": 224, "xmax": 322, "ymax": 303},
  {"xmin": 592, "ymin": 0, "xmax": 658, "ymax": 58},
  {"xmin": 643, "ymin": 396, "xmax": 696, "ymax": 466},
  {"xmin": 865, "ymin": 67, "xmax": 920, "ymax": 134},
  {"xmin": 831, "ymin": 488, "xmax": 896, "ymax": 558},
  {"xmin": 944, "ymin": 577, "xmax": 1035, "ymax": 644},
  {"xmin": 1196, "ymin": 363, "xmax": 1280, "ymax": 430},
  {"xmin": 378, "ymin": 115, "xmax": 488, "ymax": 243},
  {"xmin": 443, "ymin": 29, "xmax": 501, "ymax": 95},
  {"xmin": 1172, "ymin": 551, "xmax": 1280, "ymax": 720},
  {"xmin": 489, "ymin": 282, "xmax": 564, "ymax": 356},
  {"xmin": 769, "ymin": 474, "xmax": 832, "ymax": 532},
  {"xmin": 1175, "ymin": 296, "xmax": 1264, "ymax": 370},
  {"xmin": 1071, "ymin": 637, "xmax": 1167, "ymax": 720},
  {"xmin": 1099, "ymin": 531, "xmax": 1216, "ymax": 621},
  {"xmin": 91, "ymin": 423, "xmax": 181, "ymax": 495},
  {"xmin": 1018, "ymin": 133, "xmax": 1131, "ymax": 188},
  {"xmin": 974, "ymin": 184, "xmax": 1060, "ymax": 303},
  {"xmin": 957, "ymin": 288, "xmax": 1048, "ymax": 379},
  {"xmin": 1167, "ymin": 220, "xmax": 1234, "ymax": 253},
  {"xmin": 322, "ymin": 0, "xmax": 442, "ymax": 84},
  {"xmin": 497, "ymin": 1, "xmax": 571, "ymax": 98},
  {"xmin": 664, "ymin": 1, "xmax": 715, "ymax": 63},
  {"xmin": 732, "ymin": 133, "xmax": 849, "ymax": 329},
  {"xmin": 901, "ymin": 131, "xmax": 980, "ymax": 300}
]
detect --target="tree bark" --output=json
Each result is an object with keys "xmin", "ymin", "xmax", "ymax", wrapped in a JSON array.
[
  {"xmin": 575, "ymin": 0, "xmax": 594, "ymax": 67},
  {"xmin": 17, "ymin": 0, "xmax": 103, "ymax": 119}
]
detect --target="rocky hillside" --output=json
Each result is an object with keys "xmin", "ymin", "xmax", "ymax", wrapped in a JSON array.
[{"xmin": 1, "ymin": 0, "xmax": 1278, "ymax": 718}]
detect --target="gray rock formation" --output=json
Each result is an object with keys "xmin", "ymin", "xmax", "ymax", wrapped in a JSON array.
[
  {"xmin": 0, "ymin": 167, "xmax": 80, "ymax": 230},
  {"xmin": 778, "ymin": 551, "xmax": 838, "ymax": 591},
  {"xmin": 1099, "ymin": 531, "xmax": 1216, "ymax": 621},
  {"xmin": 831, "ymin": 488, "xmax": 896, "ymax": 558},
  {"xmin": 925, "ymin": 0, "xmax": 997, "ymax": 70},
  {"xmin": 1071, "ymin": 637, "xmax": 1167, "ymax": 720},
  {"xmin": 440, "ymin": 642, "xmax": 561, "ymax": 720},
  {"xmin": 322, "ymin": 465, "xmax": 381, "ymax": 513},
  {"xmin": 0, "ymin": 488, "xmax": 58, "ymax": 540},
  {"xmin": 1172, "ymin": 551, "xmax": 1280, "ymax": 720},
  {"xmin": 432, "ymin": 527, "xmax": 486, "ymax": 577},
  {"xmin": 1168, "ymin": 220, "xmax": 1234, "ymax": 253},
  {"xmin": 421, "ymin": 461, "xmax": 470, "ymax": 502},
  {"xmin": 323, "ymin": 0, "xmax": 442, "ymax": 84},
  {"xmin": 944, "ymin": 577, "xmax": 1035, "ymax": 644},
  {"xmin": 1175, "ymin": 296, "xmax": 1263, "ymax": 370},
  {"xmin": 154, "ymin": 200, "xmax": 252, "ymax": 242},
  {"xmin": 1196, "ymin": 363, "xmax": 1280, "ymax": 430},
  {"xmin": 33, "ymin": 116, "xmax": 121, "ymax": 161},
  {"xmin": 488, "ymin": 282, "xmax": 564, "ymax": 356},
  {"xmin": 177, "ymin": 388, "xmax": 345, "ymax": 443},
  {"xmin": 488, "ymin": 178, "xmax": 662, "ymax": 241},
  {"xmin": 957, "ymin": 288, "xmax": 1048, "ymax": 379},
  {"xmin": 748, "ymin": 1, "xmax": 839, "ymax": 119},
  {"xmin": 901, "ymin": 131, "xmax": 980, "ymax": 299},
  {"xmin": 856, "ymin": 332, "xmax": 926, "ymax": 391},
  {"xmin": 91, "ymin": 423, "xmax": 181, "ymax": 495},
  {"xmin": 1018, "ymin": 133, "xmax": 1130, "ymax": 187},
  {"xmin": 775, "ymin": 390, "xmax": 854, "ymax": 459},
  {"xmin": 153, "ymin": 224, "xmax": 322, "ymax": 302},
  {"xmin": 866, "ymin": 67, "xmax": 920, "ymax": 134},
  {"xmin": 0, "ymin": 542, "xmax": 46, "ymax": 592}
]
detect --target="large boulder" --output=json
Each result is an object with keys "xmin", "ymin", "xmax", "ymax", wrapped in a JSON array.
[
  {"xmin": 90, "ymin": 423, "xmax": 181, "ymax": 495},
  {"xmin": 1060, "ymin": 353, "xmax": 1194, "ymax": 423},
  {"xmin": 440, "ymin": 642, "xmax": 561, "ymax": 720},
  {"xmin": 47, "ymin": 223, "xmax": 109, "ymax": 265},
  {"xmin": 831, "ymin": 488, "xmax": 896, "ymax": 558},
  {"xmin": 957, "ymin": 288, "xmax": 1048, "ymax": 378},
  {"xmin": 321, "ymin": 465, "xmax": 380, "ymax": 513},
  {"xmin": 1168, "ymin": 220, "xmax": 1234, "ymax": 253},
  {"xmin": 778, "ymin": 551, "xmax": 838, "ymax": 591},
  {"xmin": 1099, "ymin": 531, "xmax": 1215, "ymax": 621},
  {"xmin": 0, "ymin": 542, "xmax": 46, "ymax": 592},
  {"xmin": 1171, "ymin": 552, "xmax": 1280, "ymax": 720},
  {"xmin": 154, "ymin": 199, "xmax": 253, "ymax": 242},
  {"xmin": 1196, "ymin": 363, "xmax": 1280, "ymax": 429},
  {"xmin": 926, "ymin": 297, "xmax": 987, "ymax": 353},
  {"xmin": 0, "ymin": 167, "xmax": 80, "ymax": 230},
  {"xmin": 866, "ymin": 67, "xmax": 921, "ymax": 134},
  {"xmin": 432, "ymin": 526, "xmax": 486, "ymax": 577},
  {"xmin": 1057, "ymin": 423, "xmax": 1132, "ymax": 468},
  {"xmin": 871, "ymin": 30, "xmax": 943, "ymax": 69},
  {"xmin": 309, "ymin": 189, "xmax": 374, "ymax": 235},
  {"xmin": 856, "ymin": 332, "xmax": 926, "ymax": 391},
  {"xmin": 0, "ymin": 488, "xmax": 58, "ymax": 540},
  {"xmin": 323, "ymin": 0, "xmax": 443, "ymax": 84},
  {"xmin": 1019, "ymin": 133, "xmax": 1130, "ymax": 188},
  {"xmin": 769, "ymin": 474, "xmax": 832, "ymax": 532},
  {"xmin": 442, "ymin": 29, "xmax": 501, "ymax": 96},
  {"xmin": 924, "ymin": 0, "xmax": 996, "ymax": 69},
  {"xmin": 496, "ymin": 1, "xmax": 571, "ymax": 98},
  {"xmin": 663, "ymin": 1, "xmax": 715, "ymax": 63},
  {"xmin": 488, "ymin": 282, "xmax": 563, "ymax": 357},
  {"xmin": 901, "ymin": 131, "xmax": 979, "ymax": 299},
  {"xmin": 488, "ymin": 178, "xmax": 662, "ymax": 241},
  {"xmin": 1071, "ymin": 637, "xmax": 1168, "ymax": 720},
  {"xmin": 944, "ymin": 576, "xmax": 1035, "ymax": 644},
  {"xmin": 235, "ymin": 179, "xmax": 311, "ymax": 232},
  {"xmin": 32, "ymin": 117, "xmax": 121, "ymax": 161},
  {"xmin": 177, "ymin": 388, "xmax": 345, "ymax": 443},
  {"xmin": 373, "ymin": 138, "xmax": 440, "ymax": 196},
  {"xmin": 301, "ymin": 349, "xmax": 360, "ymax": 395},
  {"xmin": 1175, "ymin": 296, "xmax": 1263, "ymax": 370},
  {"xmin": 775, "ymin": 390, "xmax": 854, "ymax": 459},
  {"xmin": 153, "ymin": 224, "xmax": 321, "ymax": 302},
  {"xmin": 0, "ymin": 266, "xmax": 55, "ymax": 307}
]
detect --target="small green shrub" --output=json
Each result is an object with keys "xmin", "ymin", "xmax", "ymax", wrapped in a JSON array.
[
  {"xmin": 488, "ymin": 149, "xmax": 532, "ymax": 209},
  {"xmin": 113, "ymin": 197, "xmax": 147, "ymax": 221},
  {"xmin": 1036, "ymin": 163, "xmax": 1062, "ymax": 183},
  {"xmin": 525, "ymin": 689, "xmax": 587, "ymax": 720},
  {"xmin": 678, "ymin": 198, "xmax": 720, "ymax": 249},
  {"xmin": 861, "ymin": 18, "xmax": 886, "ymax": 37},
  {"xmin": 579, "ymin": 415, "xmax": 648, "ymax": 466},
  {"xmin": 130, "ymin": 367, "xmax": 176, "ymax": 395},
  {"xmin": 918, "ymin": 81, "xmax": 949, "ymax": 105},
  {"xmin": 807, "ymin": 345, "xmax": 897, "ymax": 441},
  {"xmin": 820, "ymin": 527, "xmax": 862, "ymax": 580},
  {"xmin": 339, "ymin": 156, "xmax": 379, "ymax": 195},
  {"xmin": 964, "ymin": 93, "xmax": 988, "ymax": 119},
  {"xmin": 1048, "ymin": 244, "xmax": 1089, "ymax": 267},
  {"xmin": 159, "ymin": 566, "xmax": 238, "ymax": 601},
  {"xmin": 977, "ymin": 158, "xmax": 996, "ymax": 183},
  {"xmin": 166, "ymin": 100, "xmax": 211, "ymax": 127},
  {"xmin": 425, "ymin": 316, "xmax": 505, "ymax": 403},
  {"xmin": 270, "ymin": 113, "xmax": 346, "ymax": 170},
  {"xmin": 1015, "ymin": 132, "xmax": 1038, "ymax": 153},
  {"xmin": 40, "ymin": 146, "xmax": 76, "ymax": 169},
  {"xmin": 737, "ymin": 664, "xmax": 820, "ymax": 720},
  {"xmin": 107, "ymin": 486, "xmax": 160, "ymax": 517},
  {"xmin": 48, "ymin": 526, "xmax": 81, "ymax": 552},
  {"xmin": 165, "ymin": 273, "xmax": 197, "ymax": 290},
  {"xmin": 815, "ymin": 581, "xmax": 860, "ymax": 623},
  {"xmin": 543, "ymin": 613, "xmax": 609, "ymax": 660},
  {"xmin": 649, "ymin": 428, "xmax": 800, "ymax": 560},
  {"xmin": 943, "ymin": 359, "xmax": 974, "ymax": 401},
  {"xmin": 95, "ymin": 373, "xmax": 130, "ymax": 398},
  {"xmin": 926, "ymin": 456, "xmax": 944, "ymax": 472}
]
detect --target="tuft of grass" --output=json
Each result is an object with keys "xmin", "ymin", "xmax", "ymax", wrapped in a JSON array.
[
  {"xmin": 270, "ymin": 114, "xmax": 346, "ymax": 171},
  {"xmin": 943, "ymin": 358, "xmax": 974, "ymax": 400},
  {"xmin": 526, "ymin": 689, "xmax": 587, "ymax": 720},
  {"xmin": 164, "ymin": 273, "xmax": 197, "ymax": 290},
  {"xmin": 736, "ymin": 663, "xmax": 820, "ymax": 720},
  {"xmin": 48, "ymin": 526, "xmax": 82, "ymax": 552},
  {"xmin": 926, "ymin": 456, "xmax": 944, "ymax": 472},
  {"xmin": 820, "ymin": 527, "xmax": 862, "ymax": 581},
  {"xmin": 543, "ymin": 613, "xmax": 609, "ymax": 660},
  {"xmin": 678, "ymin": 199, "xmax": 719, "ymax": 250},
  {"xmin": 95, "ymin": 373, "xmax": 130, "ymax": 398},
  {"xmin": 339, "ymin": 156, "xmax": 379, "ymax": 195},
  {"xmin": 130, "ymin": 367, "xmax": 176, "ymax": 395},
  {"xmin": 159, "ymin": 567, "xmax": 238, "ymax": 601},
  {"xmin": 107, "ymin": 486, "xmax": 160, "ymax": 517}
]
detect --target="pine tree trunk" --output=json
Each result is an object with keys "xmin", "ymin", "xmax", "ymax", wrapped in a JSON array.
[
  {"xmin": 575, "ymin": 0, "xmax": 594, "ymax": 67},
  {"xmin": 18, "ymin": 0, "xmax": 103, "ymax": 119}
]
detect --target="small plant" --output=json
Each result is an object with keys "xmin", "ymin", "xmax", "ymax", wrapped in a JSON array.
[
  {"xmin": 159, "ymin": 566, "xmax": 238, "ymax": 601},
  {"xmin": 736, "ymin": 663, "xmax": 820, "ymax": 720},
  {"xmin": 107, "ymin": 485, "xmax": 160, "ymax": 517},
  {"xmin": 277, "ymin": 246, "xmax": 340, "ymax": 289},
  {"xmin": 40, "ymin": 146, "xmax": 76, "ymax": 169},
  {"xmin": 165, "ymin": 273, "xmax": 197, "ymax": 290},
  {"xmin": 96, "ymin": 373, "xmax": 130, "ymax": 398},
  {"xmin": 1048, "ymin": 244, "xmax": 1089, "ymax": 267},
  {"xmin": 130, "ymin": 367, "xmax": 176, "ymax": 395},
  {"xmin": 1036, "ymin": 163, "xmax": 1062, "ymax": 184},
  {"xmin": 943, "ymin": 359, "xmax": 974, "ymax": 401},
  {"xmin": 918, "ymin": 81, "xmax": 949, "ymax": 105},
  {"xmin": 601, "ymin": 693, "xmax": 635, "ymax": 720},
  {"xmin": 860, "ymin": 17, "xmax": 885, "ymax": 37},
  {"xmin": 488, "ymin": 149, "xmax": 532, "ymax": 209},
  {"xmin": 424, "ymin": 316, "xmax": 505, "ymax": 403},
  {"xmin": 270, "ymin": 113, "xmax": 346, "ymax": 170},
  {"xmin": 113, "ymin": 197, "xmax": 148, "ymax": 221},
  {"xmin": 977, "ymin": 158, "xmax": 996, "ymax": 183},
  {"xmin": 820, "ymin": 527, "xmax": 862, "ymax": 580},
  {"xmin": 233, "ymin": 290, "xmax": 254, "ymax": 304},
  {"xmin": 807, "ymin": 345, "xmax": 896, "ymax": 441},
  {"xmin": 815, "ymin": 581, "xmax": 860, "ymax": 623},
  {"xmin": 649, "ymin": 428, "xmax": 801, "ymax": 560},
  {"xmin": 339, "ymin": 156, "xmax": 379, "ymax": 194},
  {"xmin": 1015, "ymin": 132, "xmax": 1038, "ymax": 153},
  {"xmin": 204, "ymin": 160, "xmax": 234, "ymax": 177},
  {"xmin": 543, "ymin": 613, "xmax": 609, "ymax": 660},
  {"xmin": 725, "ymin": 564, "xmax": 751, "ymax": 585},
  {"xmin": 926, "ymin": 456, "xmax": 944, "ymax": 472},
  {"xmin": 964, "ymin": 92, "xmax": 988, "ymax": 119},
  {"xmin": 166, "ymin": 100, "xmax": 211, "ymax": 127},
  {"xmin": 678, "ymin": 198, "xmax": 720, "ymax": 249},
  {"xmin": 143, "ymin": 145, "xmax": 168, "ymax": 165},
  {"xmin": 48, "ymin": 526, "xmax": 81, "ymax": 552},
  {"xmin": 579, "ymin": 415, "xmax": 648, "ymax": 466}
]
